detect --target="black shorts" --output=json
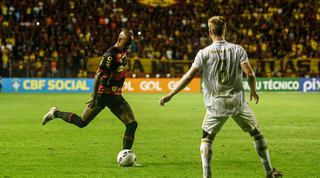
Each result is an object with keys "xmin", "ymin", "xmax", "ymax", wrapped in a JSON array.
[{"xmin": 96, "ymin": 94, "xmax": 127, "ymax": 110}]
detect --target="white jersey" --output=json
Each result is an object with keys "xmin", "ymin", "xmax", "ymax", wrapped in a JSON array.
[{"xmin": 192, "ymin": 40, "xmax": 249, "ymax": 117}]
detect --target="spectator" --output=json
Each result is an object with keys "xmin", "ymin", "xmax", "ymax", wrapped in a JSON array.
[
  {"xmin": 51, "ymin": 58, "xmax": 58, "ymax": 77},
  {"xmin": 254, "ymin": 65, "xmax": 262, "ymax": 78},
  {"xmin": 166, "ymin": 47, "xmax": 173, "ymax": 60},
  {"xmin": 273, "ymin": 68, "xmax": 282, "ymax": 77},
  {"xmin": 0, "ymin": 0, "xmax": 319, "ymax": 77}
]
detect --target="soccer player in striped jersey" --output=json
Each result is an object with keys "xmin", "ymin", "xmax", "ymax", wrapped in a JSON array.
[
  {"xmin": 159, "ymin": 16, "xmax": 282, "ymax": 178},
  {"xmin": 42, "ymin": 30, "xmax": 140, "ymax": 166}
]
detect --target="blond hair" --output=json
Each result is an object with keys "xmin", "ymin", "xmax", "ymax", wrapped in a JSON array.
[{"xmin": 208, "ymin": 16, "xmax": 226, "ymax": 36}]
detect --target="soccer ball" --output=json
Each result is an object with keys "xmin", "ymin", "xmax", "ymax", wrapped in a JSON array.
[{"xmin": 117, "ymin": 149, "xmax": 136, "ymax": 167}]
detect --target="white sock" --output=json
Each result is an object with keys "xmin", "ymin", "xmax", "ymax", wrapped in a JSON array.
[
  {"xmin": 252, "ymin": 133, "xmax": 272, "ymax": 175},
  {"xmin": 200, "ymin": 138, "xmax": 213, "ymax": 177}
]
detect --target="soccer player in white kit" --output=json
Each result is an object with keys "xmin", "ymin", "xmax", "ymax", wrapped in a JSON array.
[{"xmin": 159, "ymin": 16, "xmax": 283, "ymax": 178}]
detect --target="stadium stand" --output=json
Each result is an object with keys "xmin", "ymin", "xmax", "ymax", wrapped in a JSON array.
[{"xmin": 0, "ymin": 0, "xmax": 319, "ymax": 78}]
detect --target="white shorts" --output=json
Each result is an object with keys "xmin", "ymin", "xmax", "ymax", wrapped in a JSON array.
[{"xmin": 202, "ymin": 105, "xmax": 258, "ymax": 134}]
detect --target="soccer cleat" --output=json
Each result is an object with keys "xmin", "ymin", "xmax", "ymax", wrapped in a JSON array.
[
  {"xmin": 203, "ymin": 176, "xmax": 212, "ymax": 178},
  {"xmin": 266, "ymin": 168, "xmax": 283, "ymax": 178},
  {"xmin": 42, "ymin": 106, "xmax": 58, "ymax": 125}
]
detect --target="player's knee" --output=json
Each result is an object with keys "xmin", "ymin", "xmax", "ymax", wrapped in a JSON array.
[
  {"xmin": 249, "ymin": 127, "xmax": 261, "ymax": 136},
  {"xmin": 125, "ymin": 121, "xmax": 138, "ymax": 136},
  {"xmin": 202, "ymin": 130, "xmax": 216, "ymax": 140},
  {"xmin": 76, "ymin": 120, "xmax": 89, "ymax": 128},
  {"xmin": 202, "ymin": 130, "xmax": 209, "ymax": 138},
  {"xmin": 127, "ymin": 120, "xmax": 138, "ymax": 130},
  {"xmin": 78, "ymin": 123, "xmax": 88, "ymax": 128}
]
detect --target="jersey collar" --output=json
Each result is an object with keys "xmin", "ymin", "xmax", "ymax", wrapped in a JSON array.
[{"xmin": 212, "ymin": 40, "xmax": 226, "ymax": 44}]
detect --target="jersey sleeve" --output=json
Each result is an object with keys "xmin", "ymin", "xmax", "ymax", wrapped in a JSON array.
[
  {"xmin": 98, "ymin": 52, "xmax": 117, "ymax": 72},
  {"xmin": 192, "ymin": 50, "xmax": 204, "ymax": 71},
  {"xmin": 238, "ymin": 46, "xmax": 249, "ymax": 65}
]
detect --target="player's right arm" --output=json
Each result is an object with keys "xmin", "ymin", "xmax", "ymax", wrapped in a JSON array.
[
  {"xmin": 86, "ymin": 69, "xmax": 105, "ymax": 108},
  {"xmin": 159, "ymin": 66, "xmax": 200, "ymax": 106},
  {"xmin": 159, "ymin": 50, "xmax": 202, "ymax": 106},
  {"xmin": 86, "ymin": 51, "xmax": 116, "ymax": 108}
]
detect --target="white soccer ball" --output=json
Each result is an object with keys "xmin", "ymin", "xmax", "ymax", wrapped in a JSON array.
[{"xmin": 117, "ymin": 149, "xmax": 136, "ymax": 167}]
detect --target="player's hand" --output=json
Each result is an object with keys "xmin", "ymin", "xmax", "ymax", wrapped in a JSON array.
[
  {"xmin": 85, "ymin": 97, "xmax": 97, "ymax": 108},
  {"xmin": 250, "ymin": 90, "xmax": 259, "ymax": 104},
  {"xmin": 159, "ymin": 94, "xmax": 172, "ymax": 106}
]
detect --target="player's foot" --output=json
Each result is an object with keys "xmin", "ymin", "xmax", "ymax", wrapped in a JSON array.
[
  {"xmin": 266, "ymin": 168, "xmax": 283, "ymax": 178},
  {"xmin": 203, "ymin": 175, "xmax": 212, "ymax": 178},
  {"xmin": 132, "ymin": 162, "xmax": 141, "ymax": 167},
  {"xmin": 42, "ymin": 106, "xmax": 58, "ymax": 125}
]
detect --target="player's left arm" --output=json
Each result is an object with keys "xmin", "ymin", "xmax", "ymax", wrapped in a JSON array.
[
  {"xmin": 159, "ymin": 67, "xmax": 200, "ymax": 106},
  {"xmin": 238, "ymin": 46, "xmax": 259, "ymax": 104},
  {"xmin": 241, "ymin": 61, "xmax": 259, "ymax": 104}
]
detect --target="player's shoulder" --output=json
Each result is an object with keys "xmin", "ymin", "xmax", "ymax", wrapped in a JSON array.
[
  {"xmin": 197, "ymin": 43, "xmax": 217, "ymax": 58},
  {"xmin": 199, "ymin": 44, "xmax": 213, "ymax": 55},
  {"xmin": 222, "ymin": 41, "xmax": 239, "ymax": 48},
  {"xmin": 224, "ymin": 42, "xmax": 246, "ymax": 53},
  {"xmin": 229, "ymin": 42, "xmax": 245, "ymax": 50},
  {"xmin": 103, "ymin": 46, "xmax": 120, "ymax": 58}
]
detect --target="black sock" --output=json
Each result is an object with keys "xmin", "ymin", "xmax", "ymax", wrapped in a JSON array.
[
  {"xmin": 123, "ymin": 121, "xmax": 138, "ymax": 149},
  {"xmin": 54, "ymin": 110, "xmax": 88, "ymax": 128}
]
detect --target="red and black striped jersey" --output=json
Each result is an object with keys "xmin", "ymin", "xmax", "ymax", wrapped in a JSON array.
[{"xmin": 97, "ymin": 46, "xmax": 127, "ymax": 95}]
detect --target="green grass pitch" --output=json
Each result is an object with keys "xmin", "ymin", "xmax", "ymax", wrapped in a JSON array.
[{"xmin": 0, "ymin": 92, "xmax": 319, "ymax": 177}]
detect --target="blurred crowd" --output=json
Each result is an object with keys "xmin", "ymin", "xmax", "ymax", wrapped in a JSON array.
[{"xmin": 0, "ymin": 0, "xmax": 319, "ymax": 78}]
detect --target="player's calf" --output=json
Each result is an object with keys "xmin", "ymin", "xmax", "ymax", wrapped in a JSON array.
[
  {"xmin": 54, "ymin": 111, "xmax": 88, "ymax": 128},
  {"xmin": 123, "ymin": 121, "xmax": 138, "ymax": 149}
]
